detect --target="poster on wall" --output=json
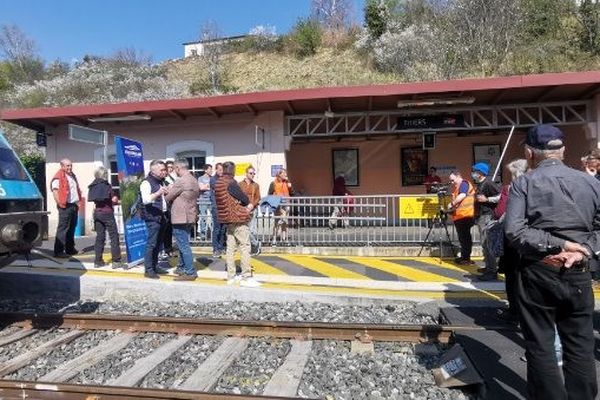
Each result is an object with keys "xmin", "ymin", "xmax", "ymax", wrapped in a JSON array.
[
  {"xmin": 401, "ymin": 147, "xmax": 428, "ymax": 186},
  {"xmin": 473, "ymin": 143, "xmax": 502, "ymax": 182},
  {"xmin": 332, "ymin": 148, "xmax": 359, "ymax": 186},
  {"xmin": 114, "ymin": 136, "xmax": 147, "ymax": 265}
]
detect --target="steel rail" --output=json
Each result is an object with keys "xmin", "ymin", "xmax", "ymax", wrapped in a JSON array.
[
  {"xmin": 0, "ymin": 379, "xmax": 305, "ymax": 399},
  {"xmin": 0, "ymin": 312, "xmax": 466, "ymax": 343}
]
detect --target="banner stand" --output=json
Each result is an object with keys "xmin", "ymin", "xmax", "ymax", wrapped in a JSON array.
[{"xmin": 114, "ymin": 136, "xmax": 147, "ymax": 267}]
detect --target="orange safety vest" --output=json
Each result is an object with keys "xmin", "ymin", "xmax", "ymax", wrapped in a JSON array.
[{"xmin": 451, "ymin": 180, "xmax": 475, "ymax": 221}]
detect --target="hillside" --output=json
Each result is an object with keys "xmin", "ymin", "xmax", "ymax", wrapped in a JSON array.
[{"xmin": 167, "ymin": 48, "xmax": 399, "ymax": 94}]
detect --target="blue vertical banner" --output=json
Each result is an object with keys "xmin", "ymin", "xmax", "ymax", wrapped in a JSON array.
[{"xmin": 114, "ymin": 136, "xmax": 147, "ymax": 265}]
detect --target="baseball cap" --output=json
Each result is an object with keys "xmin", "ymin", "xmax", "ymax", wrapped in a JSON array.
[
  {"xmin": 472, "ymin": 162, "xmax": 489, "ymax": 176},
  {"xmin": 524, "ymin": 124, "xmax": 564, "ymax": 150}
]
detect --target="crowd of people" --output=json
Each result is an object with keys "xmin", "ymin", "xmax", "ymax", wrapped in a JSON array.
[
  {"xmin": 446, "ymin": 124, "xmax": 600, "ymax": 399},
  {"xmin": 51, "ymin": 157, "xmax": 297, "ymax": 286},
  {"xmin": 50, "ymin": 123, "xmax": 600, "ymax": 398}
]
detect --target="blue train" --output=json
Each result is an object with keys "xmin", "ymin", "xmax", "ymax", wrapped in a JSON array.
[{"xmin": 0, "ymin": 130, "xmax": 46, "ymax": 255}]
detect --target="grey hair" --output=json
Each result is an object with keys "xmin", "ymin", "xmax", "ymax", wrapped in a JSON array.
[
  {"xmin": 149, "ymin": 159, "xmax": 165, "ymax": 167},
  {"xmin": 506, "ymin": 159, "xmax": 528, "ymax": 180},
  {"xmin": 525, "ymin": 144, "xmax": 565, "ymax": 161},
  {"xmin": 174, "ymin": 159, "xmax": 188, "ymax": 169},
  {"xmin": 94, "ymin": 166, "xmax": 108, "ymax": 180}
]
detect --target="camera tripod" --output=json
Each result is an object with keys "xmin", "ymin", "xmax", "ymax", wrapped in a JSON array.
[{"xmin": 418, "ymin": 206, "xmax": 454, "ymax": 264}]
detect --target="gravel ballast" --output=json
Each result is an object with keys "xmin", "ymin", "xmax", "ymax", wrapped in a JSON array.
[
  {"xmin": 139, "ymin": 335, "xmax": 223, "ymax": 389},
  {"xmin": 0, "ymin": 328, "xmax": 65, "ymax": 363},
  {"xmin": 7, "ymin": 330, "xmax": 115, "ymax": 380},
  {"xmin": 214, "ymin": 338, "xmax": 291, "ymax": 395},
  {"xmin": 298, "ymin": 340, "xmax": 474, "ymax": 400},
  {"xmin": 73, "ymin": 332, "xmax": 175, "ymax": 385},
  {"xmin": 0, "ymin": 298, "xmax": 439, "ymax": 325}
]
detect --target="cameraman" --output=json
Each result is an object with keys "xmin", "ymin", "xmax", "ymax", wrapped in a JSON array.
[{"xmin": 448, "ymin": 171, "xmax": 476, "ymax": 265}]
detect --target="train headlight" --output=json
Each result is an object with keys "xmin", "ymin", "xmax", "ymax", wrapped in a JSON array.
[{"xmin": 0, "ymin": 222, "xmax": 39, "ymax": 246}]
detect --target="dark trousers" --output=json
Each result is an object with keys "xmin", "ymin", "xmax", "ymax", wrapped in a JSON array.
[
  {"xmin": 453, "ymin": 217, "xmax": 474, "ymax": 260},
  {"xmin": 211, "ymin": 208, "xmax": 226, "ymax": 253},
  {"xmin": 162, "ymin": 211, "xmax": 173, "ymax": 254},
  {"xmin": 93, "ymin": 211, "xmax": 121, "ymax": 263},
  {"xmin": 54, "ymin": 203, "xmax": 78, "ymax": 255},
  {"xmin": 517, "ymin": 262, "xmax": 597, "ymax": 400},
  {"xmin": 144, "ymin": 217, "xmax": 166, "ymax": 273}
]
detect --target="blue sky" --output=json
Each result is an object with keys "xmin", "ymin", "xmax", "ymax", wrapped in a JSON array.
[{"xmin": 0, "ymin": 0, "xmax": 365, "ymax": 63}]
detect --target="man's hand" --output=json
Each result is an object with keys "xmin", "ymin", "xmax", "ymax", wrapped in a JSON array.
[
  {"xmin": 542, "ymin": 251, "xmax": 585, "ymax": 268},
  {"xmin": 246, "ymin": 204, "xmax": 254, "ymax": 211},
  {"xmin": 476, "ymin": 194, "xmax": 488, "ymax": 203},
  {"xmin": 564, "ymin": 241, "xmax": 590, "ymax": 256}
]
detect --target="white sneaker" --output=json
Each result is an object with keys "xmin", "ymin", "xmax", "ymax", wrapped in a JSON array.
[
  {"xmin": 226, "ymin": 275, "xmax": 241, "ymax": 285},
  {"xmin": 240, "ymin": 277, "xmax": 262, "ymax": 287}
]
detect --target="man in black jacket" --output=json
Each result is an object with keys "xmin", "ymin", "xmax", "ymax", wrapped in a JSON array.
[
  {"xmin": 505, "ymin": 124, "xmax": 599, "ymax": 400},
  {"xmin": 471, "ymin": 162, "xmax": 501, "ymax": 281}
]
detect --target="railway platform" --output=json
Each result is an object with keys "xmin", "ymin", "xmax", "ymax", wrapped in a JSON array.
[{"xmin": 0, "ymin": 236, "xmax": 511, "ymax": 303}]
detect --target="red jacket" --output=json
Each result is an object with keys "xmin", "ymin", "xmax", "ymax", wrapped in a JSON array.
[{"xmin": 52, "ymin": 169, "xmax": 82, "ymax": 208}]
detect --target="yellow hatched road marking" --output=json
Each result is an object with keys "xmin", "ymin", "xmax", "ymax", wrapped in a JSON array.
[
  {"xmin": 278, "ymin": 255, "xmax": 369, "ymax": 280},
  {"xmin": 250, "ymin": 258, "xmax": 287, "ymax": 275},
  {"xmin": 348, "ymin": 257, "xmax": 459, "ymax": 282},
  {"xmin": 415, "ymin": 257, "xmax": 480, "ymax": 274}
]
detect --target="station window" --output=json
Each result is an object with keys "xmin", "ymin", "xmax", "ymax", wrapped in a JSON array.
[
  {"xmin": 108, "ymin": 156, "xmax": 120, "ymax": 197},
  {"xmin": 176, "ymin": 151, "xmax": 206, "ymax": 179}
]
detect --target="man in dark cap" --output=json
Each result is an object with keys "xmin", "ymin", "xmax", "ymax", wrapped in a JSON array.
[
  {"xmin": 505, "ymin": 124, "xmax": 599, "ymax": 399},
  {"xmin": 471, "ymin": 161, "xmax": 501, "ymax": 281}
]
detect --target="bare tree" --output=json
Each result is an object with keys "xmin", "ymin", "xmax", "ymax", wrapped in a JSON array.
[
  {"xmin": 199, "ymin": 20, "xmax": 225, "ymax": 92},
  {"xmin": 311, "ymin": 0, "xmax": 353, "ymax": 31},
  {"xmin": 110, "ymin": 47, "xmax": 153, "ymax": 67},
  {"xmin": 0, "ymin": 24, "xmax": 44, "ymax": 83}
]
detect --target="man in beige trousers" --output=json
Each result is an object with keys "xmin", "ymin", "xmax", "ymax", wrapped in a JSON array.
[{"xmin": 214, "ymin": 161, "xmax": 261, "ymax": 287}]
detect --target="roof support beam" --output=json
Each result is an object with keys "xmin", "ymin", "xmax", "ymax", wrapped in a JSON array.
[
  {"xmin": 367, "ymin": 96, "xmax": 373, "ymax": 112},
  {"xmin": 207, "ymin": 107, "xmax": 221, "ymax": 118},
  {"xmin": 286, "ymin": 101, "xmax": 296, "ymax": 115},
  {"xmin": 490, "ymin": 90, "xmax": 506, "ymax": 105},
  {"xmin": 535, "ymin": 86, "xmax": 558, "ymax": 102},
  {"xmin": 168, "ymin": 110, "xmax": 186, "ymax": 120},
  {"xmin": 577, "ymin": 84, "xmax": 600, "ymax": 99},
  {"xmin": 245, "ymin": 104, "xmax": 258, "ymax": 115}
]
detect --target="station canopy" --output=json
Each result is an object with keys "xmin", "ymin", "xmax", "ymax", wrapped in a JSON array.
[{"xmin": 1, "ymin": 71, "xmax": 600, "ymax": 132}]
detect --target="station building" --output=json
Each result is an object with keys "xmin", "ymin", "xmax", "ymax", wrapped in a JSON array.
[{"xmin": 2, "ymin": 70, "xmax": 600, "ymax": 235}]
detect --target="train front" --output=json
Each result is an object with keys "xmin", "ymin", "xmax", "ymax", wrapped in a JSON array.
[{"xmin": 0, "ymin": 132, "xmax": 46, "ymax": 256}]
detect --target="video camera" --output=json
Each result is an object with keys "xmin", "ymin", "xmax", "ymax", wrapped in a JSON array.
[{"xmin": 430, "ymin": 183, "xmax": 451, "ymax": 196}]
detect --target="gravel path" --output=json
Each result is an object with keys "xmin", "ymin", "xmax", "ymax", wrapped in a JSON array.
[
  {"xmin": 298, "ymin": 341, "xmax": 474, "ymax": 400},
  {"xmin": 0, "ymin": 298, "xmax": 439, "ymax": 325},
  {"xmin": 214, "ymin": 338, "xmax": 291, "ymax": 395},
  {"xmin": 140, "ymin": 335, "xmax": 223, "ymax": 389},
  {"xmin": 0, "ymin": 328, "xmax": 65, "ymax": 363},
  {"xmin": 73, "ymin": 332, "xmax": 175, "ymax": 385},
  {"xmin": 7, "ymin": 330, "xmax": 115, "ymax": 380}
]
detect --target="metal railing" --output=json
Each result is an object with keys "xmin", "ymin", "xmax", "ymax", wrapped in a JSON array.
[{"xmin": 191, "ymin": 195, "xmax": 482, "ymax": 247}]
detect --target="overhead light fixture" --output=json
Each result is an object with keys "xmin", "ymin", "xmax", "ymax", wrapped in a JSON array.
[
  {"xmin": 88, "ymin": 114, "xmax": 152, "ymax": 123},
  {"xmin": 397, "ymin": 97, "xmax": 476, "ymax": 108},
  {"xmin": 324, "ymin": 110, "xmax": 335, "ymax": 118}
]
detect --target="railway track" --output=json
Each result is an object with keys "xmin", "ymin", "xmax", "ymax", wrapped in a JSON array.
[{"xmin": 0, "ymin": 312, "xmax": 489, "ymax": 400}]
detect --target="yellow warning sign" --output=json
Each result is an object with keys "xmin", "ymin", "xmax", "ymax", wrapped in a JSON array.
[
  {"xmin": 399, "ymin": 195, "xmax": 444, "ymax": 219},
  {"xmin": 235, "ymin": 162, "xmax": 252, "ymax": 177}
]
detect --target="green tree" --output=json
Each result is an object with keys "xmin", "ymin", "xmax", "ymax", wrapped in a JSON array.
[
  {"xmin": 289, "ymin": 18, "xmax": 323, "ymax": 57},
  {"xmin": 364, "ymin": 0, "xmax": 389, "ymax": 39},
  {"xmin": 578, "ymin": 0, "xmax": 600, "ymax": 54}
]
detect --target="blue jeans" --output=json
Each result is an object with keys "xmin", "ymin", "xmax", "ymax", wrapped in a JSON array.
[
  {"xmin": 211, "ymin": 208, "xmax": 226, "ymax": 253},
  {"xmin": 173, "ymin": 224, "xmax": 196, "ymax": 276},
  {"xmin": 144, "ymin": 218, "xmax": 166, "ymax": 273}
]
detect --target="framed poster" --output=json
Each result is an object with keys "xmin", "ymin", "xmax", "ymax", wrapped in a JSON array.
[
  {"xmin": 401, "ymin": 147, "xmax": 428, "ymax": 186},
  {"xmin": 473, "ymin": 143, "xmax": 502, "ymax": 182},
  {"xmin": 332, "ymin": 148, "xmax": 359, "ymax": 186}
]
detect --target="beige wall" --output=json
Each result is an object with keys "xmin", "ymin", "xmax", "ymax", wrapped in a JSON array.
[
  {"xmin": 287, "ymin": 125, "xmax": 594, "ymax": 196},
  {"xmin": 45, "ymin": 111, "xmax": 286, "ymax": 235}
]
